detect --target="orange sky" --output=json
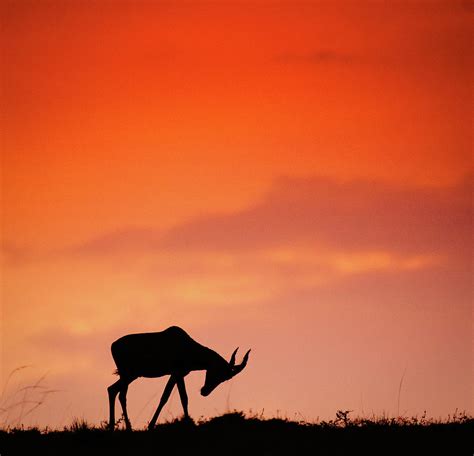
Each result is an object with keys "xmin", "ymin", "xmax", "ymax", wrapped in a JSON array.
[{"xmin": 1, "ymin": 1, "xmax": 472, "ymax": 427}]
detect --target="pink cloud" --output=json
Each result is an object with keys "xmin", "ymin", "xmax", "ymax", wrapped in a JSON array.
[{"xmin": 70, "ymin": 175, "xmax": 472, "ymax": 260}]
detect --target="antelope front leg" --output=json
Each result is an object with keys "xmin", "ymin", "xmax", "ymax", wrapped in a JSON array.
[
  {"xmin": 176, "ymin": 376, "xmax": 189, "ymax": 419},
  {"xmin": 148, "ymin": 375, "xmax": 176, "ymax": 430}
]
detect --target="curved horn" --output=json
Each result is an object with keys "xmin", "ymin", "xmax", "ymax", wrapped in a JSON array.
[
  {"xmin": 229, "ymin": 347, "xmax": 239, "ymax": 367},
  {"xmin": 232, "ymin": 349, "xmax": 251, "ymax": 376}
]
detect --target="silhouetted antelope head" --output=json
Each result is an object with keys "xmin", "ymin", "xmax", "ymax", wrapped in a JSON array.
[{"xmin": 200, "ymin": 348, "xmax": 251, "ymax": 396}]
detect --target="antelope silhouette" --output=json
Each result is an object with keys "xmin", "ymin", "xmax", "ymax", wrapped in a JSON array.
[{"xmin": 107, "ymin": 326, "xmax": 251, "ymax": 430}]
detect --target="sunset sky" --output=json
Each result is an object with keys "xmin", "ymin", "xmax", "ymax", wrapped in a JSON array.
[{"xmin": 1, "ymin": 0, "xmax": 472, "ymax": 428}]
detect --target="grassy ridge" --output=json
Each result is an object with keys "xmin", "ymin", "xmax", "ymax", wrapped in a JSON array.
[{"xmin": 1, "ymin": 411, "xmax": 473, "ymax": 456}]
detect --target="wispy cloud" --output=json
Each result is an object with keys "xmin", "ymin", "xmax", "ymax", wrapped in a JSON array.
[
  {"xmin": 67, "ymin": 227, "xmax": 163, "ymax": 256},
  {"xmin": 275, "ymin": 50, "xmax": 357, "ymax": 65},
  {"xmin": 67, "ymin": 175, "xmax": 472, "ymax": 260}
]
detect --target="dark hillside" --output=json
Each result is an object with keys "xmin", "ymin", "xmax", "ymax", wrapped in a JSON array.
[{"xmin": 1, "ymin": 412, "xmax": 472, "ymax": 456}]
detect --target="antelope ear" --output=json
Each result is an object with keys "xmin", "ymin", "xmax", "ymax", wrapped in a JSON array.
[
  {"xmin": 229, "ymin": 347, "xmax": 239, "ymax": 367},
  {"xmin": 232, "ymin": 349, "xmax": 251, "ymax": 376}
]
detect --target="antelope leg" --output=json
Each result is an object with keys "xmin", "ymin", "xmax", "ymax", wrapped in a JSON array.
[
  {"xmin": 148, "ymin": 375, "xmax": 176, "ymax": 430},
  {"xmin": 176, "ymin": 377, "xmax": 189, "ymax": 418}
]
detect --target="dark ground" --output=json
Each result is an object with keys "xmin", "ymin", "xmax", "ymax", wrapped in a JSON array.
[{"xmin": 1, "ymin": 412, "xmax": 472, "ymax": 456}]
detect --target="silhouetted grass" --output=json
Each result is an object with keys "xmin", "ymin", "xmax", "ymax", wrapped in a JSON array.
[
  {"xmin": 0, "ymin": 367, "xmax": 59, "ymax": 429},
  {"xmin": 1, "ymin": 410, "xmax": 472, "ymax": 455}
]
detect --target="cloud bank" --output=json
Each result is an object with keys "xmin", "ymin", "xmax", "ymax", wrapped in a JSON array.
[{"xmin": 72, "ymin": 175, "xmax": 472, "ymax": 260}]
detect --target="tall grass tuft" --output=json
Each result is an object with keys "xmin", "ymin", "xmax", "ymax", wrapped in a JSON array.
[{"xmin": 0, "ymin": 366, "xmax": 59, "ymax": 429}]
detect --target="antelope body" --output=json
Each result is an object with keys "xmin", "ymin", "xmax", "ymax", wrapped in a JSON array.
[{"xmin": 107, "ymin": 326, "xmax": 250, "ymax": 430}]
